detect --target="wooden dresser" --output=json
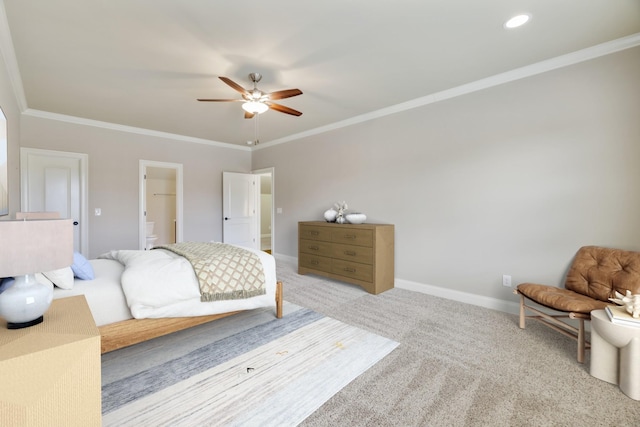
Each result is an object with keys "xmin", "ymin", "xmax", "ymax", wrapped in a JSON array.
[{"xmin": 298, "ymin": 221, "xmax": 394, "ymax": 294}]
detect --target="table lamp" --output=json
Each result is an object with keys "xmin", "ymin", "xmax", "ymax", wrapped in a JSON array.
[{"xmin": 0, "ymin": 219, "xmax": 73, "ymax": 328}]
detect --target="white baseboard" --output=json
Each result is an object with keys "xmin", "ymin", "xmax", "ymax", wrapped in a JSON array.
[
  {"xmin": 275, "ymin": 254, "xmax": 521, "ymax": 316},
  {"xmin": 395, "ymin": 278, "xmax": 521, "ymax": 316}
]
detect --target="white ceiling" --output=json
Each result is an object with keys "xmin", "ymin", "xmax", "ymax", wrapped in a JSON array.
[{"xmin": 2, "ymin": 1, "xmax": 639, "ymax": 148}]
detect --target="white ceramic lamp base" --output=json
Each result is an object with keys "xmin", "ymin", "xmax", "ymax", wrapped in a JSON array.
[{"xmin": 0, "ymin": 274, "xmax": 54, "ymax": 329}]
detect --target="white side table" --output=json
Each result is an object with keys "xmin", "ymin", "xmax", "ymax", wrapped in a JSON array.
[{"xmin": 590, "ymin": 309, "xmax": 640, "ymax": 400}]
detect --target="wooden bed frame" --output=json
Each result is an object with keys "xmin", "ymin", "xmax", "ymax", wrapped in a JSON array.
[{"xmin": 99, "ymin": 281, "xmax": 283, "ymax": 353}]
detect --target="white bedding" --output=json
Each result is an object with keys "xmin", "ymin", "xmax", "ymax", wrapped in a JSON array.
[
  {"xmin": 54, "ymin": 245, "xmax": 277, "ymax": 326},
  {"xmin": 53, "ymin": 258, "xmax": 130, "ymax": 326}
]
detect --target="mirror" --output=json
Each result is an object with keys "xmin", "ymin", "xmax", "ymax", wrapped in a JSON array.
[{"xmin": 0, "ymin": 106, "xmax": 7, "ymax": 216}]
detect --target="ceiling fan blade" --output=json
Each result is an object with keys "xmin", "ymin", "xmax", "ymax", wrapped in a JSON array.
[
  {"xmin": 197, "ymin": 98, "xmax": 243, "ymax": 102},
  {"xmin": 267, "ymin": 88, "xmax": 303, "ymax": 100},
  {"xmin": 244, "ymin": 111, "xmax": 255, "ymax": 119},
  {"xmin": 268, "ymin": 103, "xmax": 303, "ymax": 117},
  {"xmin": 219, "ymin": 76, "xmax": 249, "ymax": 95}
]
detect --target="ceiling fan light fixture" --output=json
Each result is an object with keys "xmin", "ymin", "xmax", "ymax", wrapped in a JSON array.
[
  {"xmin": 199, "ymin": 74, "xmax": 301, "ymax": 118},
  {"xmin": 242, "ymin": 101, "xmax": 269, "ymax": 114}
]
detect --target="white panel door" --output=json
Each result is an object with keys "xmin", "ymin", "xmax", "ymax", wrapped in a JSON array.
[
  {"xmin": 21, "ymin": 148, "xmax": 87, "ymax": 255},
  {"xmin": 222, "ymin": 171, "xmax": 258, "ymax": 250}
]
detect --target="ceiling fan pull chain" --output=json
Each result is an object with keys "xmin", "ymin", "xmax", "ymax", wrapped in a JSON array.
[{"xmin": 254, "ymin": 113, "xmax": 260, "ymax": 145}]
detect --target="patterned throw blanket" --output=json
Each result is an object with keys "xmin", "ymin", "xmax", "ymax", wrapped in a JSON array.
[{"xmin": 154, "ymin": 242, "xmax": 266, "ymax": 302}]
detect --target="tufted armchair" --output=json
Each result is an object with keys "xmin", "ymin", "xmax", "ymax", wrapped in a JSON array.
[{"xmin": 515, "ymin": 246, "xmax": 640, "ymax": 363}]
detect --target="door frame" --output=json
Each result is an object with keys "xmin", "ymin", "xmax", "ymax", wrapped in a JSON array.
[
  {"xmin": 20, "ymin": 147, "xmax": 89, "ymax": 256},
  {"xmin": 139, "ymin": 160, "xmax": 183, "ymax": 250},
  {"xmin": 252, "ymin": 167, "xmax": 275, "ymax": 255}
]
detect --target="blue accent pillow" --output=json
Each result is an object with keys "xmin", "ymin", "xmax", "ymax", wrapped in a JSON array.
[
  {"xmin": 71, "ymin": 252, "xmax": 95, "ymax": 280},
  {"xmin": 0, "ymin": 277, "xmax": 15, "ymax": 293}
]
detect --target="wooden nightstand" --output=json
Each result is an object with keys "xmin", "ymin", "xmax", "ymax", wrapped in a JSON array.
[{"xmin": 0, "ymin": 295, "xmax": 101, "ymax": 426}]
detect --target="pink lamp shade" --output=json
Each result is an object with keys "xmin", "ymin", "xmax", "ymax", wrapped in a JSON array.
[{"xmin": 0, "ymin": 219, "xmax": 73, "ymax": 328}]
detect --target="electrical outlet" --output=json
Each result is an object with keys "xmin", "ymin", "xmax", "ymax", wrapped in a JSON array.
[{"xmin": 502, "ymin": 274, "xmax": 512, "ymax": 287}]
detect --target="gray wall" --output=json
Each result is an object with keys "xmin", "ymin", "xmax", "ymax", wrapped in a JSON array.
[
  {"xmin": 252, "ymin": 47, "xmax": 640, "ymax": 302},
  {"xmin": 19, "ymin": 115, "xmax": 252, "ymax": 257}
]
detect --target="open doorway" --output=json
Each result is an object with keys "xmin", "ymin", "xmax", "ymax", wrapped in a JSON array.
[
  {"xmin": 253, "ymin": 167, "xmax": 275, "ymax": 254},
  {"xmin": 139, "ymin": 160, "xmax": 183, "ymax": 250}
]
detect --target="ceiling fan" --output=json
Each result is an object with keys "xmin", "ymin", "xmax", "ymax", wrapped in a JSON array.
[{"xmin": 197, "ymin": 73, "xmax": 303, "ymax": 119}]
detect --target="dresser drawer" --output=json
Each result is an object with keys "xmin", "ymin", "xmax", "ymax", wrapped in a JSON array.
[
  {"xmin": 299, "ymin": 253, "xmax": 332, "ymax": 273},
  {"xmin": 299, "ymin": 239, "xmax": 332, "ymax": 257},
  {"xmin": 332, "ymin": 259, "xmax": 373, "ymax": 282},
  {"xmin": 299, "ymin": 225, "xmax": 332, "ymax": 242},
  {"xmin": 331, "ymin": 228, "xmax": 373, "ymax": 247},
  {"xmin": 331, "ymin": 243, "xmax": 373, "ymax": 265}
]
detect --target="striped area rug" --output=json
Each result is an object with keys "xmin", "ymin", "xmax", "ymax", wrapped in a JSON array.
[{"xmin": 101, "ymin": 303, "xmax": 399, "ymax": 426}]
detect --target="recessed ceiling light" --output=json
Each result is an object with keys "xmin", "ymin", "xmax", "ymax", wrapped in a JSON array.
[{"xmin": 504, "ymin": 14, "xmax": 530, "ymax": 29}]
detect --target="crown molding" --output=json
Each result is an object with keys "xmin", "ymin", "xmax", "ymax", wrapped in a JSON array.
[
  {"xmin": 23, "ymin": 109, "xmax": 250, "ymax": 151},
  {"xmin": 259, "ymin": 32, "xmax": 640, "ymax": 149}
]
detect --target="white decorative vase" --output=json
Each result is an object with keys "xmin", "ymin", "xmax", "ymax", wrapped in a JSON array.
[
  {"xmin": 0, "ymin": 274, "xmax": 53, "ymax": 328},
  {"xmin": 346, "ymin": 213, "xmax": 367, "ymax": 224},
  {"xmin": 324, "ymin": 209, "xmax": 338, "ymax": 222},
  {"xmin": 336, "ymin": 216, "xmax": 347, "ymax": 224}
]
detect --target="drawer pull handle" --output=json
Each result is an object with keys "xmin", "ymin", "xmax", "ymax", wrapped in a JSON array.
[
  {"xmin": 344, "ymin": 250, "xmax": 356, "ymax": 256},
  {"xmin": 311, "ymin": 260, "xmax": 319, "ymax": 265},
  {"xmin": 344, "ymin": 234, "xmax": 356, "ymax": 240},
  {"xmin": 309, "ymin": 246, "xmax": 319, "ymax": 251},
  {"xmin": 310, "ymin": 231, "xmax": 319, "ymax": 236},
  {"xmin": 344, "ymin": 267, "xmax": 356, "ymax": 273}
]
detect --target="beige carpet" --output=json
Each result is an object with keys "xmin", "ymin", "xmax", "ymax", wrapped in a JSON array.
[{"xmin": 275, "ymin": 259, "xmax": 640, "ymax": 426}]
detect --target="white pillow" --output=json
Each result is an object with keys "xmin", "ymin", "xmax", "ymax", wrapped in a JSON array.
[
  {"xmin": 43, "ymin": 267, "xmax": 74, "ymax": 290},
  {"xmin": 35, "ymin": 273, "xmax": 54, "ymax": 287}
]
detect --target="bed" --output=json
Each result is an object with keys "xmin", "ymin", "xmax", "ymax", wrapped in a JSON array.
[{"xmin": 52, "ymin": 244, "xmax": 283, "ymax": 353}]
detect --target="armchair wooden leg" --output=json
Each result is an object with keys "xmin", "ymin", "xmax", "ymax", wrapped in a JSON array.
[
  {"xmin": 577, "ymin": 318, "xmax": 585, "ymax": 364},
  {"xmin": 518, "ymin": 293, "xmax": 526, "ymax": 329},
  {"xmin": 515, "ymin": 289, "xmax": 590, "ymax": 364}
]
